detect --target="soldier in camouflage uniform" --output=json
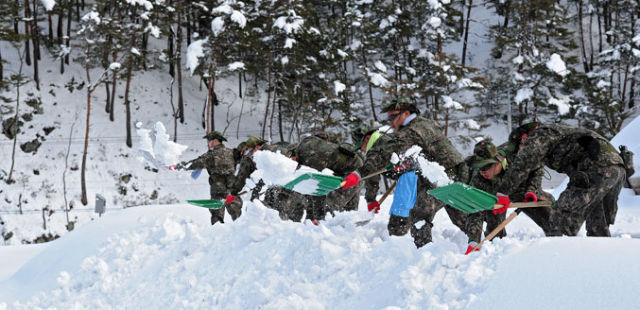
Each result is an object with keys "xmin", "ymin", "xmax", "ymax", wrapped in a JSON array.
[
  {"xmin": 342, "ymin": 99, "xmax": 469, "ymax": 248},
  {"xmin": 232, "ymin": 141, "xmax": 247, "ymax": 166},
  {"xmin": 495, "ymin": 123, "xmax": 626, "ymax": 237},
  {"xmin": 464, "ymin": 139, "xmax": 554, "ymax": 253},
  {"xmin": 231, "ymin": 136, "xmax": 268, "ymax": 201},
  {"xmin": 179, "ymin": 131, "xmax": 243, "ymax": 225},
  {"xmin": 295, "ymin": 132, "xmax": 364, "ymax": 221}
]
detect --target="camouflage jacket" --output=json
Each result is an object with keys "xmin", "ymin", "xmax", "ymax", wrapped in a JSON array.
[
  {"xmin": 359, "ymin": 116, "xmax": 465, "ymax": 188},
  {"xmin": 496, "ymin": 124, "xmax": 624, "ymax": 195},
  {"xmin": 470, "ymin": 159, "xmax": 545, "ymax": 201},
  {"xmin": 231, "ymin": 154, "xmax": 257, "ymax": 195},
  {"xmin": 296, "ymin": 134, "xmax": 363, "ymax": 177},
  {"xmin": 184, "ymin": 144, "xmax": 236, "ymax": 197},
  {"xmin": 363, "ymin": 133, "xmax": 393, "ymax": 203}
]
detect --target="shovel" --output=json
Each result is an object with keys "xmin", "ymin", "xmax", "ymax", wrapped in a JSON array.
[
  {"xmin": 186, "ymin": 190, "xmax": 247, "ymax": 209},
  {"xmin": 428, "ymin": 182, "xmax": 553, "ymax": 214},
  {"xmin": 469, "ymin": 208, "xmax": 525, "ymax": 253},
  {"xmin": 354, "ymin": 181, "xmax": 397, "ymax": 227}
]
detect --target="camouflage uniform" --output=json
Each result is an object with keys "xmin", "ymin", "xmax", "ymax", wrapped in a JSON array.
[
  {"xmin": 465, "ymin": 140, "xmax": 554, "ymax": 244},
  {"xmin": 295, "ymin": 133, "xmax": 364, "ymax": 221},
  {"xmin": 263, "ymin": 185, "xmax": 310, "ymax": 222},
  {"xmin": 182, "ymin": 131, "xmax": 243, "ymax": 225},
  {"xmin": 358, "ymin": 103, "xmax": 469, "ymax": 248},
  {"xmin": 231, "ymin": 136, "xmax": 268, "ymax": 200},
  {"xmin": 496, "ymin": 124, "xmax": 626, "ymax": 237}
]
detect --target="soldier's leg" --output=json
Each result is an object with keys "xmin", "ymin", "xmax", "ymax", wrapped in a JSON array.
[
  {"xmin": 444, "ymin": 205, "xmax": 469, "ymax": 234},
  {"xmin": 465, "ymin": 211, "xmax": 485, "ymax": 243},
  {"xmin": 210, "ymin": 194, "xmax": 226, "ymax": 225},
  {"xmin": 409, "ymin": 189, "xmax": 442, "ymax": 248},
  {"xmin": 550, "ymin": 166, "xmax": 625, "ymax": 236},
  {"xmin": 484, "ymin": 210, "xmax": 507, "ymax": 240},
  {"xmin": 388, "ymin": 215, "xmax": 411, "ymax": 236},
  {"xmin": 585, "ymin": 201, "xmax": 610, "ymax": 237},
  {"xmin": 226, "ymin": 196, "xmax": 243, "ymax": 221},
  {"xmin": 307, "ymin": 196, "xmax": 327, "ymax": 221}
]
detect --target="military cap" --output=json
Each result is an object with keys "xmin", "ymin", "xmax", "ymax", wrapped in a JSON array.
[
  {"xmin": 203, "ymin": 130, "xmax": 227, "ymax": 142},
  {"xmin": 380, "ymin": 98, "xmax": 419, "ymax": 114},
  {"xmin": 246, "ymin": 136, "xmax": 268, "ymax": 148},
  {"xmin": 471, "ymin": 140, "xmax": 504, "ymax": 169}
]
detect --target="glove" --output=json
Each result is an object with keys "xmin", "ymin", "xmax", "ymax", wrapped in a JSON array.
[
  {"xmin": 524, "ymin": 192, "xmax": 537, "ymax": 202},
  {"xmin": 494, "ymin": 195, "xmax": 510, "ymax": 215},
  {"xmin": 341, "ymin": 172, "xmax": 361, "ymax": 189},
  {"xmin": 168, "ymin": 165, "xmax": 177, "ymax": 171},
  {"xmin": 367, "ymin": 201, "xmax": 381, "ymax": 214},
  {"xmin": 465, "ymin": 241, "xmax": 481, "ymax": 255},
  {"xmin": 225, "ymin": 195, "xmax": 236, "ymax": 204}
]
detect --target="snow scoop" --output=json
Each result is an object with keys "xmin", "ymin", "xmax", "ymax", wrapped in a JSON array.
[
  {"xmin": 470, "ymin": 208, "xmax": 525, "ymax": 253},
  {"xmin": 354, "ymin": 181, "xmax": 397, "ymax": 227},
  {"xmin": 186, "ymin": 191, "xmax": 247, "ymax": 209},
  {"xmin": 428, "ymin": 182, "xmax": 553, "ymax": 214}
]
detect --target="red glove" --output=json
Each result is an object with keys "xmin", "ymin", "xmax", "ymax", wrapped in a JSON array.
[
  {"xmin": 367, "ymin": 201, "xmax": 381, "ymax": 214},
  {"xmin": 465, "ymin": 241, "xmax": 481, "ymax": 255},
  {"xmin": 494, "ymin": 195, "xmax": 510, "ymax": 215},
  {"xmin": 393, "ymin": 159, "xmax": 409, "ymax": 172},
  {"xmin": 168, "ymin": 165, "xmax": 177, "ymax": 171},
  {"xmin": 341, "ymin": 172, "xmax": 361, "ymax": 189},
  {"xmin": 525, "ymin": 192, "xmax": 538, "ymax": 202},
  {"xmin": 225, "ymin": 195, "xmax": 236, "ymax": 204}
]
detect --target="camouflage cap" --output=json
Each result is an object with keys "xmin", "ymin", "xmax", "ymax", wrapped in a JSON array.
[
  {"xmin": 246, "ymin": 136, "xmax": 268, "ymax": 148},
  {"xmin": 352, "ymin": 125, "xmax": 375, "ymax": 149},
  {"xmin": 203, "ymin": 130, "xmax": 227, "ymax": 142},
  {"xmin": 380, "ymin": 98, "xmax": 419, "ymax": 114},
  {"xmin": 471, "ymin": 140, "xmax": 502, "ymax": 169}
]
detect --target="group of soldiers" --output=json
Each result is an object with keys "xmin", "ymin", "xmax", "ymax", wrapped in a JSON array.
[{"xmin": 177, "ymin": 98, "xmax": 635, "ymax": 253}]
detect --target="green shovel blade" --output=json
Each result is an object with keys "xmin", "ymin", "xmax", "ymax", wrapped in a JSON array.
[
  {"xmin": 428, "ymin": 182, "xmax": 499, "ymax": 214},
  {"xmin": 283, "ymin": 173, "xmax": 344, "ymax": 196},
  {"xmin": 187, "ymin": 199, "xmax": 224, "ymax": 209}
]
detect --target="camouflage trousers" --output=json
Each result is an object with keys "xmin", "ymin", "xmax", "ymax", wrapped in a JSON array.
[
  {"xmin": 263, "ymin": 186, "xmax": 309, "ymax": 222},
  {"xmin": 388, "ymin": 178, "xmax": 468, "ymax": 248},
  {"xmin": 465, "ymin": 191, "xmax": 556, "ymax": 242},
  {"xmin": 209, "ymin": 194, "xmax": 243, "ymax": 225},
  {"xmin": 306, "ymin": 182, "xmax": 363, "ymax": 221},
  {"xmin": 550, "ymin": 165, "xmax": 625, "ymax": 237}
]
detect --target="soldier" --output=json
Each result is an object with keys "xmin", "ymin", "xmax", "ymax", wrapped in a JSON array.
[
  {"xmin": 341, "ymin": 98, "xmax": 469, "ymax": 248},
  {"xmin": 464, "ymin": 139, "xmax": 554, "ymax": 254},
  {"xmin": 231, "ymin": 136, "xmax": 268, "ymax": 201},
  {"xmin": 495, "ymin": 123, "xmax": 627, "ymax": 237},
  {"xmin": 295, "ymin": 132, "xmax": 364, "ymax": 221},
  {"xmin": 232, "ymin": 141, "xmax": 247, "ymax": 166},
  {"xmin": 177, "ymin": 131, "xmax": 243, "ymax": 225}
]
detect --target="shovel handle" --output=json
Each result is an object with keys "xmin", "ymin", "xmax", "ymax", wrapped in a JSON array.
[
  {"xmin": 493, "ymin": 201, "xmax": 553, "ymax": 210},
  {"xmin": 474, "ymin": 209, "xmax": 523, "ymax": 251},
  {"xmin": 378, "ymin": 181, "xmax": 397, "ymax": 204}
]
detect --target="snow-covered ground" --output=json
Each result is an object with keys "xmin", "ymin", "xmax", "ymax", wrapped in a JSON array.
[{"xmin": 0, "ymin": 188, "xmax": 639, "ymax": 309}]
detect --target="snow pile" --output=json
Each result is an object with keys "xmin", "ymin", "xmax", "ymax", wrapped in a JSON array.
[
  {"xmin": 401, "ymin": 146, "xmax": 453, "ymax": 187},
  {"xmin": 2, "ymin": 196, "xmax": 640, "ymax": 309},
  {"xmin": 546, "ymin": 53, "xmax": 568, "ymax": 77},
  {"xmin": 186, "ymin": 39, "xmax": 207, "ymax": 76},
  {"xmin": 248, "ymin": 150, "xmax": 332, "ymax": 194},
  {"xmin": 136, "ymin": 121, "xmax": 188, "ymax": 168}
]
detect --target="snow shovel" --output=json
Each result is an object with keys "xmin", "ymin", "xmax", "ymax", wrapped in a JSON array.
[
  {"xmin": 428, "ymin": 182, "xmax": 553, "ymax": 214},
  {"xmin": 284, "ymin": 164, "xmax": 400, "ymax": 196},
  {"xmin": 186, "ymin": 190, "xmax": 247, "ymax": 209},
  {"xmin": 469, "ymin": 208, "xmax": 526, "ymax": 253},
  {"xmin": 355, "ymin": 181, "xmax": 397, "ymax": 227}
]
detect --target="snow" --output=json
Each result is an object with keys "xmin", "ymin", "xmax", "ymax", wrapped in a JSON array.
[
  {"xmin": 39, "ymin": 0, "xmax": 56, "ymax": 11},
  {"xmin": 374, "ymin": 60, "xmax": 387, "ymax": 73},
  {"xmin": 151, "ymin": 122, "xmax": 188, "ymax": 166},
  {"xmin": 334, "ymin": 80, "xmax": 346, "ymax": 95},
  {"xmin": 131, "ymin": 47, "xmax": 141, "ymax": 56},
  {"xmin": 465, "ymin": 119, "xmax": 481, "ymax": 130},
  {"xmin": 428, "ymin": 16, "xmax": 442, "ymax": 29},
  {"xmin": 230, "ymin": 10, "xmax": 247, "ymax": 28},
  {"xmin": 284, "ymin": 37, "xmax": 296, "ymax": 48},
  {"xmin": 228, "ymin": 61, "xmax": 245, "ymax": 71},
  {"xmin": 273, "ymin": 16, "xmax": 304, "ymax": 34},
  {"xmin": 108, "ymin": 62, "xmax": 121, "ymax": 71},
  {"xmin": 211, "ymin": 17, "xmax": 225, "ymax": 36},
  {"xmin": 186, "ymin": 39, "xmax": 207, "ymax": 76},
  {"xmin": 402, "ymin": 146, "xmax": 453, "ymax": 187},
  {"xmin": 514, "ymin": 88, "xmax": 534, "ymax": 104},
  {"xmin": 81, "ymin": 11, "xmax": 100, "ymax": 24},
  {"xmin": 442, "ymin": 95, "xmax": 463, "ymax": 110},
  {"xmin": 546, "ymin": 53, "xmax": 569, "ymax": 77},
  {"xmin": 289, "ymin": 179, "xmax": 321, "ymax": 195},
  {"xmin": 549, "ymin": 94, "xmax": 571, "ymax": 115}
]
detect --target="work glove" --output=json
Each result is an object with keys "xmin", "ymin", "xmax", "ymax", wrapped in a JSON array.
[
  {"xmin": 494, "ymin": 194, "xmax": 510, "ymax": 215},
  {"xmin": 465, "ymin": 241, "xmax": 481, "ymax": 255},
  {"xmin": 385, "ymin": 158, "xmax": 414, "ymax": 173},
  {"xmin": 225, "ymin": 195, "xmax": 236, "ymax": 204},
  {"xmin": 169, "ymin": 162, "xmax": 185, "ymax": 171},
  {"xmin": 524, "ymin": 192, "xmax": 538, "ymax": 202},
  {"xmin": 367, "ymin": 201, "xmax": 381, "ymax": 214},
  {"xmin": 341, "ymin": 172, "xmax": 361, "ymax": 189}
]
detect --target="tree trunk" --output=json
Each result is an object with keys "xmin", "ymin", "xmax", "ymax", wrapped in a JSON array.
[
  {"xmin": 269, "ymin": 79, "xmax": 278, "ymax": 141},
  {"xmin": 81, "ymin": 64, "xmax": 92, "ymax": 205},
  {"xmin": 124, "ymin": 35, "xmax": 136, "ymax": 148},
  {"xmin": 206, "ymin": 75, "xmax": 214, "ymax": 132},
  {"xmin": 31, "ymin": 0, "xmax": 40, "ymax": 90},
  {"xmin": 278, "ymin": 94, "xmax": 284, "ymax": 142},
  {"xmin": 48, "ymin": 13, "xmax": 53, "ymax": 43},
  {"xmin": 360, "ymin": 43, "xmax": 377, "ymax": 121},
  {"xmin": 7, "ymin": 47, "xmax": 25, "ymax": 185},
  {"xmin": 24, "ymin": 0, "xmax": 31, "ymax": 66},
  {"xmin": 262, "ymin": 52, "xmax": 272, "ymax": 139},
  {"xmin": 176, "ymin": 0, "xmax": 185, "ymax": 124},
  {"xmin": 66, "ymin": 1, "xmax": 72, "ymax": 64},
  {"xmin": 461, "ymin": 0, "xmax": 473, "ymax": 68},
  {"xmin": 577, "ymin": 0, "xmax": 589, "ymax": 72}
]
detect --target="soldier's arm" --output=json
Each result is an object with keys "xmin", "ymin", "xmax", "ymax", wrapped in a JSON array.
[
  {"xmin": 231, "ymin": 157, "xmax": 255, "ymax": 195},
  {"xmin": 183, "ymin": 152, "xmax": 210, "ymax": 170},
  {"xmin": 497, "ymin": 136, "xmax": 548, "ymax": 195},
  {"xmin": 523, "ymin": 167, "xmax": 545, "ymax": 194}
]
